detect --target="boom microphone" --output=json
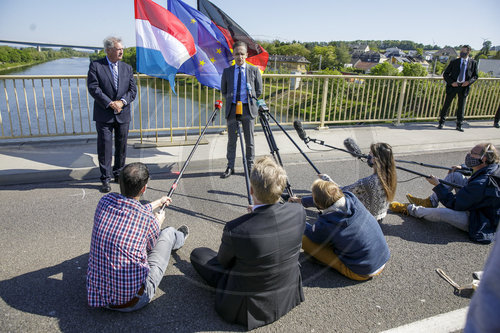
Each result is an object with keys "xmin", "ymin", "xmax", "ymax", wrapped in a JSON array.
[
  {"xmin": 343, "ymin": 137, "xmax": 367, "ymax": 158},
  {"xmin": 293, "ymin": 120, "xmax": 309, "ymax": 142},
  {"xmin": 215, "ymin": 100, "xmax": 223, "ymax": 109}
]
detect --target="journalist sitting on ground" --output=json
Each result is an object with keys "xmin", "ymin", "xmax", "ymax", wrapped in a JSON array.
[
  {"xmin": 86, "ymin": 162, "xmax": 189, "ymax": 312},
  {"xmin": 190, "ymin": 156, "xmax": 306, "ymax": 330},
  {"xmin": 390, "ymin": 143, "xmax": 500, "ymax": 244},
  {"xmin": 299, "ymin": 179, "xmax": 390, "ymax": 281}
]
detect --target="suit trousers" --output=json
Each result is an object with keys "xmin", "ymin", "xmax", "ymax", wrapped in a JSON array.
[
  {"xmin": 226, "ymin": 104, "xmax": 255, "ymax": 169},
  {"xmin": 439, "ymin": 86, "xmax": 468, "ymax": 125},
  {"xmin": 494, "ymin": 104, "xmax": 500, "ymax": 124},
  {"xmin": 190, "ymin": 247, "xmax": 226, "ymax": 288},
  {"xmin": 96, "ymin": 121, "xmax": 129, "ymax": 182}
]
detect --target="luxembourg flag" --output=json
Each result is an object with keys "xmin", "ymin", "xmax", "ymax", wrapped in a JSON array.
[{"xmin": 135, "ymin": 0, "xmax": 196, "ymax": 91}]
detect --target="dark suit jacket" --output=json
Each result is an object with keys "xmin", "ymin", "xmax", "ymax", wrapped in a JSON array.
[
  {"xmin": 443, "ymin": 57, "xmax": 478, "ymax": 94},
  {"xmin": 220, "ymin": 63, "xmax": 262, "ymax": 119},
  {"xmin": 215, "ymin": 202, "xmax": 306, "ymax": 330},
  {"xmin": 87, "ymin": 57, "xmax": 137, "ymax": 124}
]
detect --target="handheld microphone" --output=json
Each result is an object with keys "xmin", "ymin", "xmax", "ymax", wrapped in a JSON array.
[
  {"xmin": 293, "ymin": 120, "xmax": 309, "ymax": 142},
  {"xmin": 215, "ymin": 100, "xmax": 223, "ymax": 109},
  {"xmin": 343, "ymin": 138, "xmax": 367, "ymax": 159},
  {"xmin": 257, "ymin": 99, "xmax": 269, "ymax": 112}
]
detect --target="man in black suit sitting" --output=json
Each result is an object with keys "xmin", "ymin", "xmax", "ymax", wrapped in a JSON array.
[
  {"xmin": 438, "ymin": 44, "xmax": 478, "ymax": 132},
  {"xmin": 190, "ymin": 156, "xmax": 306, "ymax": 330}
]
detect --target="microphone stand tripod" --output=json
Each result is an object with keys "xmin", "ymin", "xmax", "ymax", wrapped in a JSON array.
[
  {"xmin": 258, "ymin": 107, "xmax": 295, "ymax": 198},
  {"xmin": 236, "ymin": 115, "xmax": 253, "ymax": 205},
  {"xmin": 159, "ymin": 102, "xmax": 222, "ymax": 213}
]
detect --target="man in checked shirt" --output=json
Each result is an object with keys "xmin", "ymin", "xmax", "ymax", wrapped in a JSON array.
[{"xmin": 86, "ymin": 162, "xmax": 189, "ymax": 311}]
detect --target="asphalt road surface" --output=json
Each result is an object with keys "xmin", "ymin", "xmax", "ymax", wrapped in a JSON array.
[{"xmin": 0, "ymin": 149, "xmax": 493, "ymax": 332}]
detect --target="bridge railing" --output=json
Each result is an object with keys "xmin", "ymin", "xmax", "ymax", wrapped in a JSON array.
[{"xmin": 0, "ymin": 74, "xmax": 499, "ymax": 141}]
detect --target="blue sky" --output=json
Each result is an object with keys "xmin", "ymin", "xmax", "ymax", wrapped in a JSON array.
[{"xmin": 0, "ymin": 0, "xmax": 498, "ymax": 50}]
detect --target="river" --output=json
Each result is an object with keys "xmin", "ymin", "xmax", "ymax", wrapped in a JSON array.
[{"xmin": 0, "ymin": 57, "xmax": 207, "ymax": 138}]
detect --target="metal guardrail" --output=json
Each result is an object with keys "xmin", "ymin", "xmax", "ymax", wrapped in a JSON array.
[{"xmin": 0, "ymin": 74, "xmax": 499, "ymax": 141}]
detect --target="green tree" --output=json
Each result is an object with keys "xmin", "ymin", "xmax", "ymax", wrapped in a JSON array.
[
  {"xmin": 275, "ymin": 43, "xmax": 310, "ymax": 58},
  {"xmin": 402, "ymin": 63, "xmax": 428, "ymax": 76},
  {"xmin": 335, "ymin": 44, "xmax": 351, "ymax": 67},
  {"xmin": 480, "ymin": 40, "xmax": 492, "ymax": 56},
  {"xmin": 310, "ymin": 45, "xmax": 337, "ymax": 70},
  {"xmin": 369, "ymin": 62, "xmax": 399, "ymax": 76},
  {"xmin": 258, "ymin": 40, "xmax": 277, "ymax": 55},
  {"xmin": 434, "ymin": 61, "xmax": 447, "ymax": 75},
  {"xmin": 474, "ymin": 40, "xmax": 492, "ymax": 60}
]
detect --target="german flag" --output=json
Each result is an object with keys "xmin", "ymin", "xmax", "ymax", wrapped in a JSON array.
[{"xmin": 197, "ymin": 0, "xmax": 269, "ymax": 71}]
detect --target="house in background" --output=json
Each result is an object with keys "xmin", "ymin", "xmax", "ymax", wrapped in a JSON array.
[
  {"xmin": 384, "ymin": 47, "xmax": 406, "ymax": 58},
  {"xmin": 267, "ymin": 55, "xmax": 310, "ymax": 73},
  {"xmin": 351, "ymin": 50, "xmax": 386, "ymax": 73},
  {"xmin": 423, "ymin": 51, "xmax": 436, "ymax": 61},
  {"xmin": 478, "ymin": 59, "xmax": 500, "ymax": 77},
  {"xmin": 433, "ymin": 47, "xmax": 458, "ymax": 62}
]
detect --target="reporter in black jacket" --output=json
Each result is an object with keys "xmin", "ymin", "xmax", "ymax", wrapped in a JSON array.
[{"xmin": 190, "ymin": 156, "xmax": 306, "ymax": 330}]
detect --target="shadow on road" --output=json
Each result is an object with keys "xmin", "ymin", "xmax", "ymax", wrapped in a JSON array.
[
  {"xmin": 381, "ymin": 214, "xmax": 469, "ymax": 244},
  {"xmin": 0, "ymin": 253, "xmax": 243, "ymax": 332}
]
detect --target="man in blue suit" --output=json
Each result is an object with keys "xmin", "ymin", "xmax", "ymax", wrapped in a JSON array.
[
  {"xmin": 88, "ymin": 37, "xmax": 137, "ymax": 193},
  {"xmin": 220, "ymin": 41, "xmax": 263, "ymax": 178}
]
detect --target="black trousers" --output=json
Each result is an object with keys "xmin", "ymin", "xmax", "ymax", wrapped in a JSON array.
[
  {"xmin": 95, "ymin": 121, "xmax": 130, "ymax": 182},
  {"xmin": 439, "ymin": 86, "xmax": 469, "ymax": 125},
  {"xmin": 494, "ymin": 104, "xmax": 500, "ymax": 124},
  {"xmin": 190, "ymin": 247, "xmax": 227, "ymax": 288}
]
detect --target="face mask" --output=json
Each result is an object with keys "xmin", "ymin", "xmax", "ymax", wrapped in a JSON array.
[
  {"xmin": 465, "ymin": 153, "xmax": 483, "ymax": 168},
  {"xmin": 367, "ymin": 155, "xmax": 374, "ymax": 168},
  {"xmin": 460, "ymin": 52, "xmax": 468, "ymax": 58}
]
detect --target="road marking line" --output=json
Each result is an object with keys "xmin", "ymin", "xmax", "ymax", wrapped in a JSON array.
[{"xmin": 380, "ymin": 307, "xmax": 468, "ymax": 333}]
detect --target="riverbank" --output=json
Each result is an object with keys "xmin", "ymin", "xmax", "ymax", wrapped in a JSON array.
[
  {"xmin": 0, "ymin": 61, "xmax": 47, "ymax": 73},
  {"xmin": 0, "ymin": 56, "xmax": 89, "ymax": 74}
]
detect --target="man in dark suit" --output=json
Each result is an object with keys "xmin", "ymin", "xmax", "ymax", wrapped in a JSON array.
[
  {"xmin": 438, "ymin": 45, "xmax": 478, "ymax": 132},
  {"xmin": 87, "ymin": 37, "xmax": 137, "ymax": 193},
  {"xmin": 190, "ymin": 156, "xmax": 306, "ymax": 330},
  {"xmin": 220, "ymin": 41, "xmax": 263, "ymax": 178}
]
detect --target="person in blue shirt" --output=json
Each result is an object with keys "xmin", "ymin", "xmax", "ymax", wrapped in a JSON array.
[{"xmin": 298, "ymin": 179, "xmax": 390, "ymax": 281}]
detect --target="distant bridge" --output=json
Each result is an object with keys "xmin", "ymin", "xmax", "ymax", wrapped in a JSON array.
[{"xmin": 0, "ymin": 40, "xmax": 101, "ymax": 52}]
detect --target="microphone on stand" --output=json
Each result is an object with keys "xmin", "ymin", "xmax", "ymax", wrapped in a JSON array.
[
  {"xmin": 293, "ymin": 120, "xmax": 309, "ymax": 143},
  {"xmin": 215, "ymin": 100, "xmax": 223, "ymax": 110},
  {"xmin": 343, "ymin": 137, "xmax": 368, "ymax": 159},
  {"xmin": 213, "ymin": 100, "xmax": 223, "ymax": 124}
]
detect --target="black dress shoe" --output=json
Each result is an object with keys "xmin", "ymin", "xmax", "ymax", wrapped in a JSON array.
[
  {"xmin": 494, "ymin": 122, "xmax": 500, "ymax": 128},
  {"xmin": 100, "ymin": 181, "xmax": 111, "ymax": 193},
  {"xmin": 220, "ymin": 167, "xmax": 234, "ymax": 179},
  {"xmin": 456, "ymin": 125, "xmax": 464, "ymax": 132},
  {"xmin": 437, "ymin": 122, "xmax": 443, "ymax": 129}
]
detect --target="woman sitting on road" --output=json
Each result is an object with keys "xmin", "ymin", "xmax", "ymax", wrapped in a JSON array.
[{"xmin": 299, "ymin": 179, "xmax": 390, "ymax": 281}]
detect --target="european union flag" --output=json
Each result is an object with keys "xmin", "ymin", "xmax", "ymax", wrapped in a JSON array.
[{"xmin": 168, "ymin": 0, "xmax": 232, "ymax": 90}]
